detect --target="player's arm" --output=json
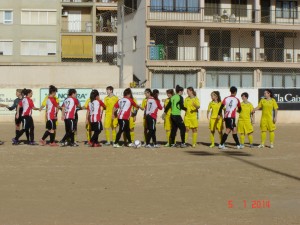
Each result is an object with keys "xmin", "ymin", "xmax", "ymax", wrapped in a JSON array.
[
  {"xmin": 164, "ymin": 100, "xmax": 171, "ymax": 113},
  {"xmin": 218, "ymin": 103, "xmax": 225, "ymax": 119},
  {"xmin": 156, "ymin": 99, "xmax": 163, "ymax": 110},
  {"xmin": 179, "ymin": 96, "xmax": 187, "ymax": 111},
  {"xmin": 207, "ymin": 103, "xmax": 211, "ymax": 120},
  {"xmin": 273, "ymin": 108, "xmax": 278, "ymax": 124},
  {"xmin": 39, "ymin": 96, "xmax": 48, "ymax": 110},
  {"xmin": 61, "ymin": 104, "xmax": 65, "ymax": 120},
  {"xmin": 7, "ymin": 99, "xmax": 18, "ymax": 111},
  {"xmin": 112, "ymin": 102, "xmax": 119, "ymax": 119},
  {"xmin": 252, "ymin": 99, "xmax": 262, "ymax": 113},
  {"xmin": 0, "ymin": 103, "xmax": 8, "ymax": 107},
  {"xmin": 85, "ymin": 106, "xmax": 90, "ymax": 125}
]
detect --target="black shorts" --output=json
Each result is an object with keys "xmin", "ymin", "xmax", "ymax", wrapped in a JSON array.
[
  {"xmin": 224, "ymin": 118, "xmax": 236, "ymax": 130},
  {"xmin": 74, "ymin": 119, "xmax": 78, "ymax": 131},
  {"xmin": 15, "ymin": 116, "xmax": 22, "ymax": 125},
  {"xmin": 46, "ymin": 119, "xmax": 57, "ymax": 130},
  {"xmin": 64, "ymin": 119, "xmax": 76, "ymax": 133},
  {"xmin": 21, "ymin": 116, "xmax": 34, "ymax": 130},
  {"xmin": 91, "ymin": 122, "xmax": 103, "ymax": 132}
]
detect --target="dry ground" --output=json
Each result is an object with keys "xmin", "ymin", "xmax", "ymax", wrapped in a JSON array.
[{"xmin": 0, "ymin": 122, "xmax": 299, "ymax": 225}]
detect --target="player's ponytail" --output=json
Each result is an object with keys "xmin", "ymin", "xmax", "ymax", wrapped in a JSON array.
[
  {"xmin": 49, "ymin": 85, "xmax": 57, "ymax": 94},
  {"xmin": 68, "ymin": 89, "xmax": 77, "ymax": 97},
  {"xmin": 22, "ymin": 88, "xmax": 32, "ymax": 96},
  {"xmin": 123, "ymin": 88, "xmax": 132, "ymax": 97},
  {"xmin": 152, "ymin": 89, "xmax": 159, "ymax": 100},
  {"xmin": 90, "ymin": 89, "xmax": 99, "ymax": 102}
]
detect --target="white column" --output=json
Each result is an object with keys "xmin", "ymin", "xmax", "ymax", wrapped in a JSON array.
[
  {"xmin": 255, "ymin": 30, "xmax": 260, "ymax": 61},
  {"xmin": 200, "ymin": 0, "xmax": 204, "ymax": 20},
  {"xmin": 254, "ymin": 0, "xmax": 261, "ymax": 23},
  {"xmin": 199, "ymin": 28, "xmax": 205, "ymax": 60}
]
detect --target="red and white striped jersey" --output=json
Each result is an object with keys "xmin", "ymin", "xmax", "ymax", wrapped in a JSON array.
[
  {"xmin": 19, "ymin": 97, "xmax": 35, "ymax": 116},
  {"xmin": 87, "ymin": 99, "xmax": 105, "ymax": 122},
  {"xmin": 222, "ymin": 96, "xmax": 241, "ymax": 118},
  {"xmin": 46, "ymin": 97, "xmax": 59, "ymax": 120},
  {"xmin": 114, "ymin": 97, "xmax": 137, "ymax": 120},
  {"xmin": 145, "ymin": 97, "xmax": 162, "ymax": 119},
  {"xmin": 62, "ymin": 97, "xmax": 79, "ymax": 119}
]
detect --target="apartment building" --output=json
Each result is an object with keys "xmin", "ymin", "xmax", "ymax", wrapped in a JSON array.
[
  {"xmin": 119, "ymin": 0, "xmax": 300, "ymax": 88},
  {"xmin": 0, "ymin": 0, "xmax": 60, "ymax": 63}
]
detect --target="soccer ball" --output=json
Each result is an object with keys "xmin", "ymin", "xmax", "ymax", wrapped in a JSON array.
[{"xmin": 134, "ymin": 140, "xmax": 142, "ymax": 148}]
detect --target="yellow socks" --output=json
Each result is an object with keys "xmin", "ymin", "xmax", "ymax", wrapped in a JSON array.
[
  {"xmin": 261, "ymin": 132, "xmax": 266, "ymax": 145},
  {"xmin": 270, "ymin": 132, "xmax": 275, "ymax": 144},
  {"xmin": 166, "ymin": 131, "xmax": 170, "ymax": 144},
  {"xmin": 130, "ymin": 131, "xmax": 135, "ymax": 142},
  {"xmin": 248, "ymin": 134, "xmax": 253, "ymax": 145},
  {"xmin": 210, "ymin": 133, "xmax": 215, "ymax": 145},
  {"xmin": 240, "ymin": 134, "xmax": 245, "ymax": 145},
  {"xmin": 105, "ymin": 130, "xmax": 110, "ymax": 143},
  {"xmin": 112, "ymin": 129, "xmax": 116, "ymax": 143},
  {"xmin": 192, "ymin": 133, "xmax": 197, "ymax": 145},
  {"xmin": 86, "ymin": 125, "xmax": 91, "ymax": 142},
  {"xmin": 185, "ymin": 133, "xmax": 189, "ymax": 143}
]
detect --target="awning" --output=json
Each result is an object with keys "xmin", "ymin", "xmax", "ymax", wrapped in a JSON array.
[
  {"xmin": 62, "ymin": 35, "xmax": 93, "ymax": 59},
  {"xmin": 96, "ymin": 6, "xmax": 117, "ymax": 11}
]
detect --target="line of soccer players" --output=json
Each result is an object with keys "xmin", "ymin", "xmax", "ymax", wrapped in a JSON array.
[{"xmin": 2, "ymin": 85, "xmax": 278, "ymax": 149}]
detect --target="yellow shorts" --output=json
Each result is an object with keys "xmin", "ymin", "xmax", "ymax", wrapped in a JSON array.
[
  {"xmin": 209, "ymin": 118, "xmax": 223, "ymax": 132},
  {"xmin": 164, "ymin": 115, "xmax": 172, "ymax": 131},
  {"xmin": 238, "ymin": 120, "xmax": 254, "ymax": 134},
  {"xmin": 104, "ymin": 115, "xmax": 118, "ymax": 129},
  {"xmin": 260, "ymin": 118, "xmax": 276, "ymax": 132},
  {"xmin": 129, "ymin": 117, "xmax": 135, "ymax": 130},
  {"xmin": 86, "ymin": 123, "xmax": 91, "ymax": 130},
  {"xmin": 184, "ymin": 116, "xmax": 198, "ymax": 129}
]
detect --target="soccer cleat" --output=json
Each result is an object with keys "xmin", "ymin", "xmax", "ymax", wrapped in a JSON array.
[
  {"xmin": 104, "ymin": 142, "xmax": 111, "ymax": 146},
  {"xmin": 258, "ymin": 144, "xmax": 265, "ymax": 148},
  {"xmin": 169, "ymin": 144, "xmax": 177, "ymax": 148},
  {"xmin": 270, "ymin": 144, "xmax": 274, "ymax": 149},
  {"xmin": 92, "ymin": 143, "xmax": 101, "ymax": 147},
  {"xmin": 127, "ymin": 143, "xmax": 134, "ymax": 147},
  {"xmin": 12, "ymin": 138, "xmax": 20, "ymax": 145},
  {"xmin": 39, "ymin": 139, "xmax": 46, "ymax": 146},
  {"xmin": 49, "ymin": 142, "xmax": 59, "ymax": 147},
  {"xmin": 60, "ymin": 141, "xmax": 68, "ymax": 147},
  {"xmin": 180, "ymin": 143, "xmax": 187, "ymax": 148},
  {"xmin": 192, "ymin": 144, "xmax": 196, "ymax": 148},
  {"xmin": 153, "ymin": 144, "xmax": 160, "ymax": 148},
  {"xmin": 70, "ymin": 143, "xmax": 79, "ymax": 147},
  {"xmin": 145, "ymin": 144, "xmax": 152, "ymax": 148},
  {"xmin": 218, "ymin": 144, "xmax": 227, "ymax": 150},
  {"xmin": 84, "ymin": 141, "xmax": 91, "ymax": 146},
  {"xmin": 113, "ymin": 143, "xmax": 122, "ymax": 148},
  {"xmin": 164, "ymin": 143, "xmax": 170, "ymax": 147},
  {"xmin": 237, "ymin": 145, "xmax": 244, "ymax": 149},
  {"xmin": 209, "ymin": 144, "xmax": 215, "ymax": 148},
  {"xmin": 29, "ymin": 141, "xmax": 38, "ymax": 146},
  {"xmin": 249, "ymin": 144, "xmax": 254, "ymax": 148}
]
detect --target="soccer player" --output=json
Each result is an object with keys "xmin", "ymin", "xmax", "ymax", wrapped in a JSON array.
[
  {"xmin": 184, "ymin": 87, "xmax": 200, "ymax": 148},
  {"xmin": 140, "ymin": 89, "xmax": 151, "ymax": 145},
  {"xmin": 12, "ymin": 89, "xmax": 40, "ymax": 145},
  {"xmin": 40, "ymin": 85, "xmax": 59, "ymax": 146},
  {"xmin": 237, "ymin": 92, "xmax": 255, "ymax": 148},
  {"xmin": 145, "ymin": 89, "xmax": 162, "ymax": 148},
  {"xmin": 164, "ymin": 85, "xmax": 187, "ymax": 148},
  {"xmin": 252, "ymin": 89, "xmax": 278, "ymax": 149},
  {"xmin": 218, "ymin": 86, "xmax": 243, "ymax": 150},
  {"xmin": 207, "ymin": 91, "xmax": 223, "ymax": 148},
  {"xmin": 162, "ymin": 89, "xmax": 174, "ymax": 146},
  {"xmin": 113, "ymin": 88, "xmax": 140, "ymax": 148},
  {"xmin": 86, "ymin": 90, "xmax": 106, "ymax": 147},
  {"xmin": 40, "ymin": 85, "xmax": 60, "ymax": 142},
  {"xmin": 103, "ymin": 86, "xmax": 119, "ymax": 145},
  {"xmin": 124, "ymin": 90, "xmax": 138, "ymax": 145},
  {"xmin": 60, "ymin": 89, "xmax": 81, "ymax": 147},
  {"xmin": 83, "ymin": 96, "xmax": 92, "ymax": 145}
]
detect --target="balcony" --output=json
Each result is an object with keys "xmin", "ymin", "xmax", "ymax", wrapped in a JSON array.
[
  {"xmin": 61, "ymin": 21, "xmax": 93, "ymax": 33},
  {"xmin": 96, "ymin": 10, "xmax": 117, "ymax": 33},
  {"xmin": 61, "ymin": 0, "xmax": 93, "ymax": 3},
  {"xmin": 96, "ymin": 0, "xmax": 117, "ymax": 2},
  {"xmin": 147, "ymin": 45, "xmax": 300, "ymax": 63},
  {"xmin": 147, "ymin": 6, "xmax": 300, "ymax": 26}
]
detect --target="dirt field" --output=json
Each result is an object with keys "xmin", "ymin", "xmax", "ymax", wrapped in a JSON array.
[{"xmin": 0, "ymin": 122, "xmax": 299, "ymax": 225}]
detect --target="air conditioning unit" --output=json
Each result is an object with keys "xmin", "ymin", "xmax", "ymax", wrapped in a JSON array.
[{"xmin": 62, "ymin": 11, "xmax": 68, "ymax": 16}]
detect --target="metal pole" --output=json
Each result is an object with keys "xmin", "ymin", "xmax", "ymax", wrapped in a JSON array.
[{"xmin": 119, "ymin": 4, "xmax": 124, "ymax": 88}]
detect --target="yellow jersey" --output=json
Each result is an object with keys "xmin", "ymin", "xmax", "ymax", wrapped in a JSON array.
[
  {"xmin": 84, "ymin": 98, "xmax": 90, "ymax": 109},
  {"xmin": 164, "ymin": 98, "xmax": 171, "ymax": 116},
  {"xmin": 239, "ymin": 102, "xmax": 254, "ymax": 121},
  {"xmin": 258, "ymin": 98, "xmax": 279, "ymax": 120},
  {"xmin": 141, "ymin": 98, "xmax": 147, "ymax": 109},
  {"xmin": 104, "ymin": 95, "xmax": 119, "ymax": 115},
  {"xmin": 131, "ymin": 97, "xmax": 138, "ymax": 116},
  {"xmin": 208, "ymin": 101, "xmax": 222, "ymax": 119},
  {"xmin": 184, "ymin": 96, "xmax": 200, "ymax": 118},
  {"xmin": 42, "ymin": 95, "xmax": 59, "ymax": 107}
]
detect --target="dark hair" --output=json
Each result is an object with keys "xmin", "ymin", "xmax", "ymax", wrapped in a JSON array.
[
  {"xmin": 152, "ymin": 89, "xmax": 159, "ymax": 100},
  {"xmin": 49, "ymin": 85, "xmax": 57, "ymax": 94},
  {"xmin": 106, "ymin": 86, "xmax": 114, "ymax": 92},
  {"xmin": 68, "ymin": 89, "xmax": 77, "ymax": 96},
  {"xmin": 144, "ymin": 88, "xmax": 151, "ymax": 94},
  {"xmin": 241, "ymin": 92, "xmax": 249, "ymax": 99},
  {"xmin": 230, "ymin": 86, "xmax": 237, "ymax": 94},
  {"xmin": 212, "ymin": 91, "xmax": 221, "ymax": 103},
  {"xmin": 90, "ymin": 89, "xmax": 99, "ymax": 102},
  {"xmin": 175, "ymin": 85, "xmax": 184, "ymax": 93},
  {"xmin": 166, "ymin": 89, "xmax": 174, "ymax": 96},
  {"xmin": 22, "ymin": 88, "xmax": 32, "ymax": 96},
  {"xmin": 123, "ymin": 88, "xmax": 132, "ymax": 97},
  {"xmin": 187, "ymin": 87, "xmax": 196, "ymax": 97},
  {"xmin": 265, "ymin": 89, "xmax": 274, "ymax": 98}
]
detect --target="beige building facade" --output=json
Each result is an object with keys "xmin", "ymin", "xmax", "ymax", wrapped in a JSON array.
[{"xmin": 119, "ymin": 0, "xmax": 300, "ymax": 89}]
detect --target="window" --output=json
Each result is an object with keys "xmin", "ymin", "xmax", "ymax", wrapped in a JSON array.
[
  {"xmin": 150, "ymin": 0, "xmax": 199, "ymax": 12},
  {"xmin": 262, "ymin": 71, "xmax": 300, "ymax": 87},
  {"xmin": 0, "ymin": 10, "xmax": 13, "ymax": 24},
  {"xmin": 205, "ymin": 0, "xmax": 220, "ymax": 16},
  {"xmin": 133, "ymin": 36, "xmax": 137, "ymax": 51},
  {"xmin": 152, "ymin": 72, "xmax": 197, "ymax": 88},
  {"xmin": 276, "ymin": 1, "xmax": 298, "ymax": 18},
  {"xmin": 21, "ymin": 40, "xmax": 56, "ymax": 56},
  {"xmin": 231, "ymin": 0, "xmax": 247, "ymax": 17},
  {"xmin": 206, "ymin": 70, "xmax": 253, "ymax": 87},
  {"xmin": 21, "ymin": 10, "xmax": 57, "ymax": 25},
  {"xmin": 0, "ymin": 40, "xmax": 13, "ymax": 55}
]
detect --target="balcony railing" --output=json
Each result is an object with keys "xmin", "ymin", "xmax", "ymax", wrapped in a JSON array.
[
  {"xmin": 147, "ymin": 6, "xmax": 300, "ymax": 25},
  {"xmin": 148, "ymin": 45, "xmax": 300, "ymax": 63},
  {"xmin": 61, "ymin": 21, "xmax": 93, "ymax": 33},
  {"xmin": 96, "ymin": 0, "xmax": 116, "ymax": 2},
  {"xmin": 96, "ymin": 52, "xmax": 117, "ymax": 64},
  {"xmin": 61, "ymin": 0, "xmax": 92, "ymax": 3}
]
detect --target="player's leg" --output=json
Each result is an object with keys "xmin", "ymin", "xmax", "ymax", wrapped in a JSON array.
[
  {"xmin": 114, "ymin": 119, "xmax": 124, "ymax": 147},
  {"xmin": 86, "ymin": 122, "xmax": 92, "ymax": 143},
  {"xmin": 104, "ymin": 115, "xmax": 111, "ymax": 145},
  {"xmin": 145, "ymin": 115, "xmax": 152, "ymax": 146},
  {"xmin": 248, "ymin": 132, "xmax": 254, "ymax": 147},
  {"xmin": 192, "ymin": 128, "xmax": 198, "ymax": 148},
  {"xmin": 232, "ymin": 126, "xmax": 241, "ymax": 148},
  {"xmin": 123, "ymin": 120, "xmax": 132, "ymax": 145},
  {"xmin": 269, "ymin": 131, "xmax": 275, "ymax": 148},
  {"xmin": 130, "ymin": 117, "xmax": 135, "ymax": 142},
  {"xmin": 143, "ymin": 117, "xmax": 147, "ymax": 145},
  {"xmin": 184, "ymin": 117, "xmax": 190, "ymax": 145},
  {"xmin": 175, "ymin": 116, "xmax": 186, "ymax": 147},
  {"xmin": 40, "ymin": 120, "xmax": 51, "ymax": 145},
  {"xmin": 258, "ymin": 119, "xmax": 267, "ymax": 148},
  {"xmin": 169, "ymin": 116, "xmax": 178, "ymax": 146},
  {"xmin": 112, "ymin": 117, "xmax": 118, "ymax": 143}
]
